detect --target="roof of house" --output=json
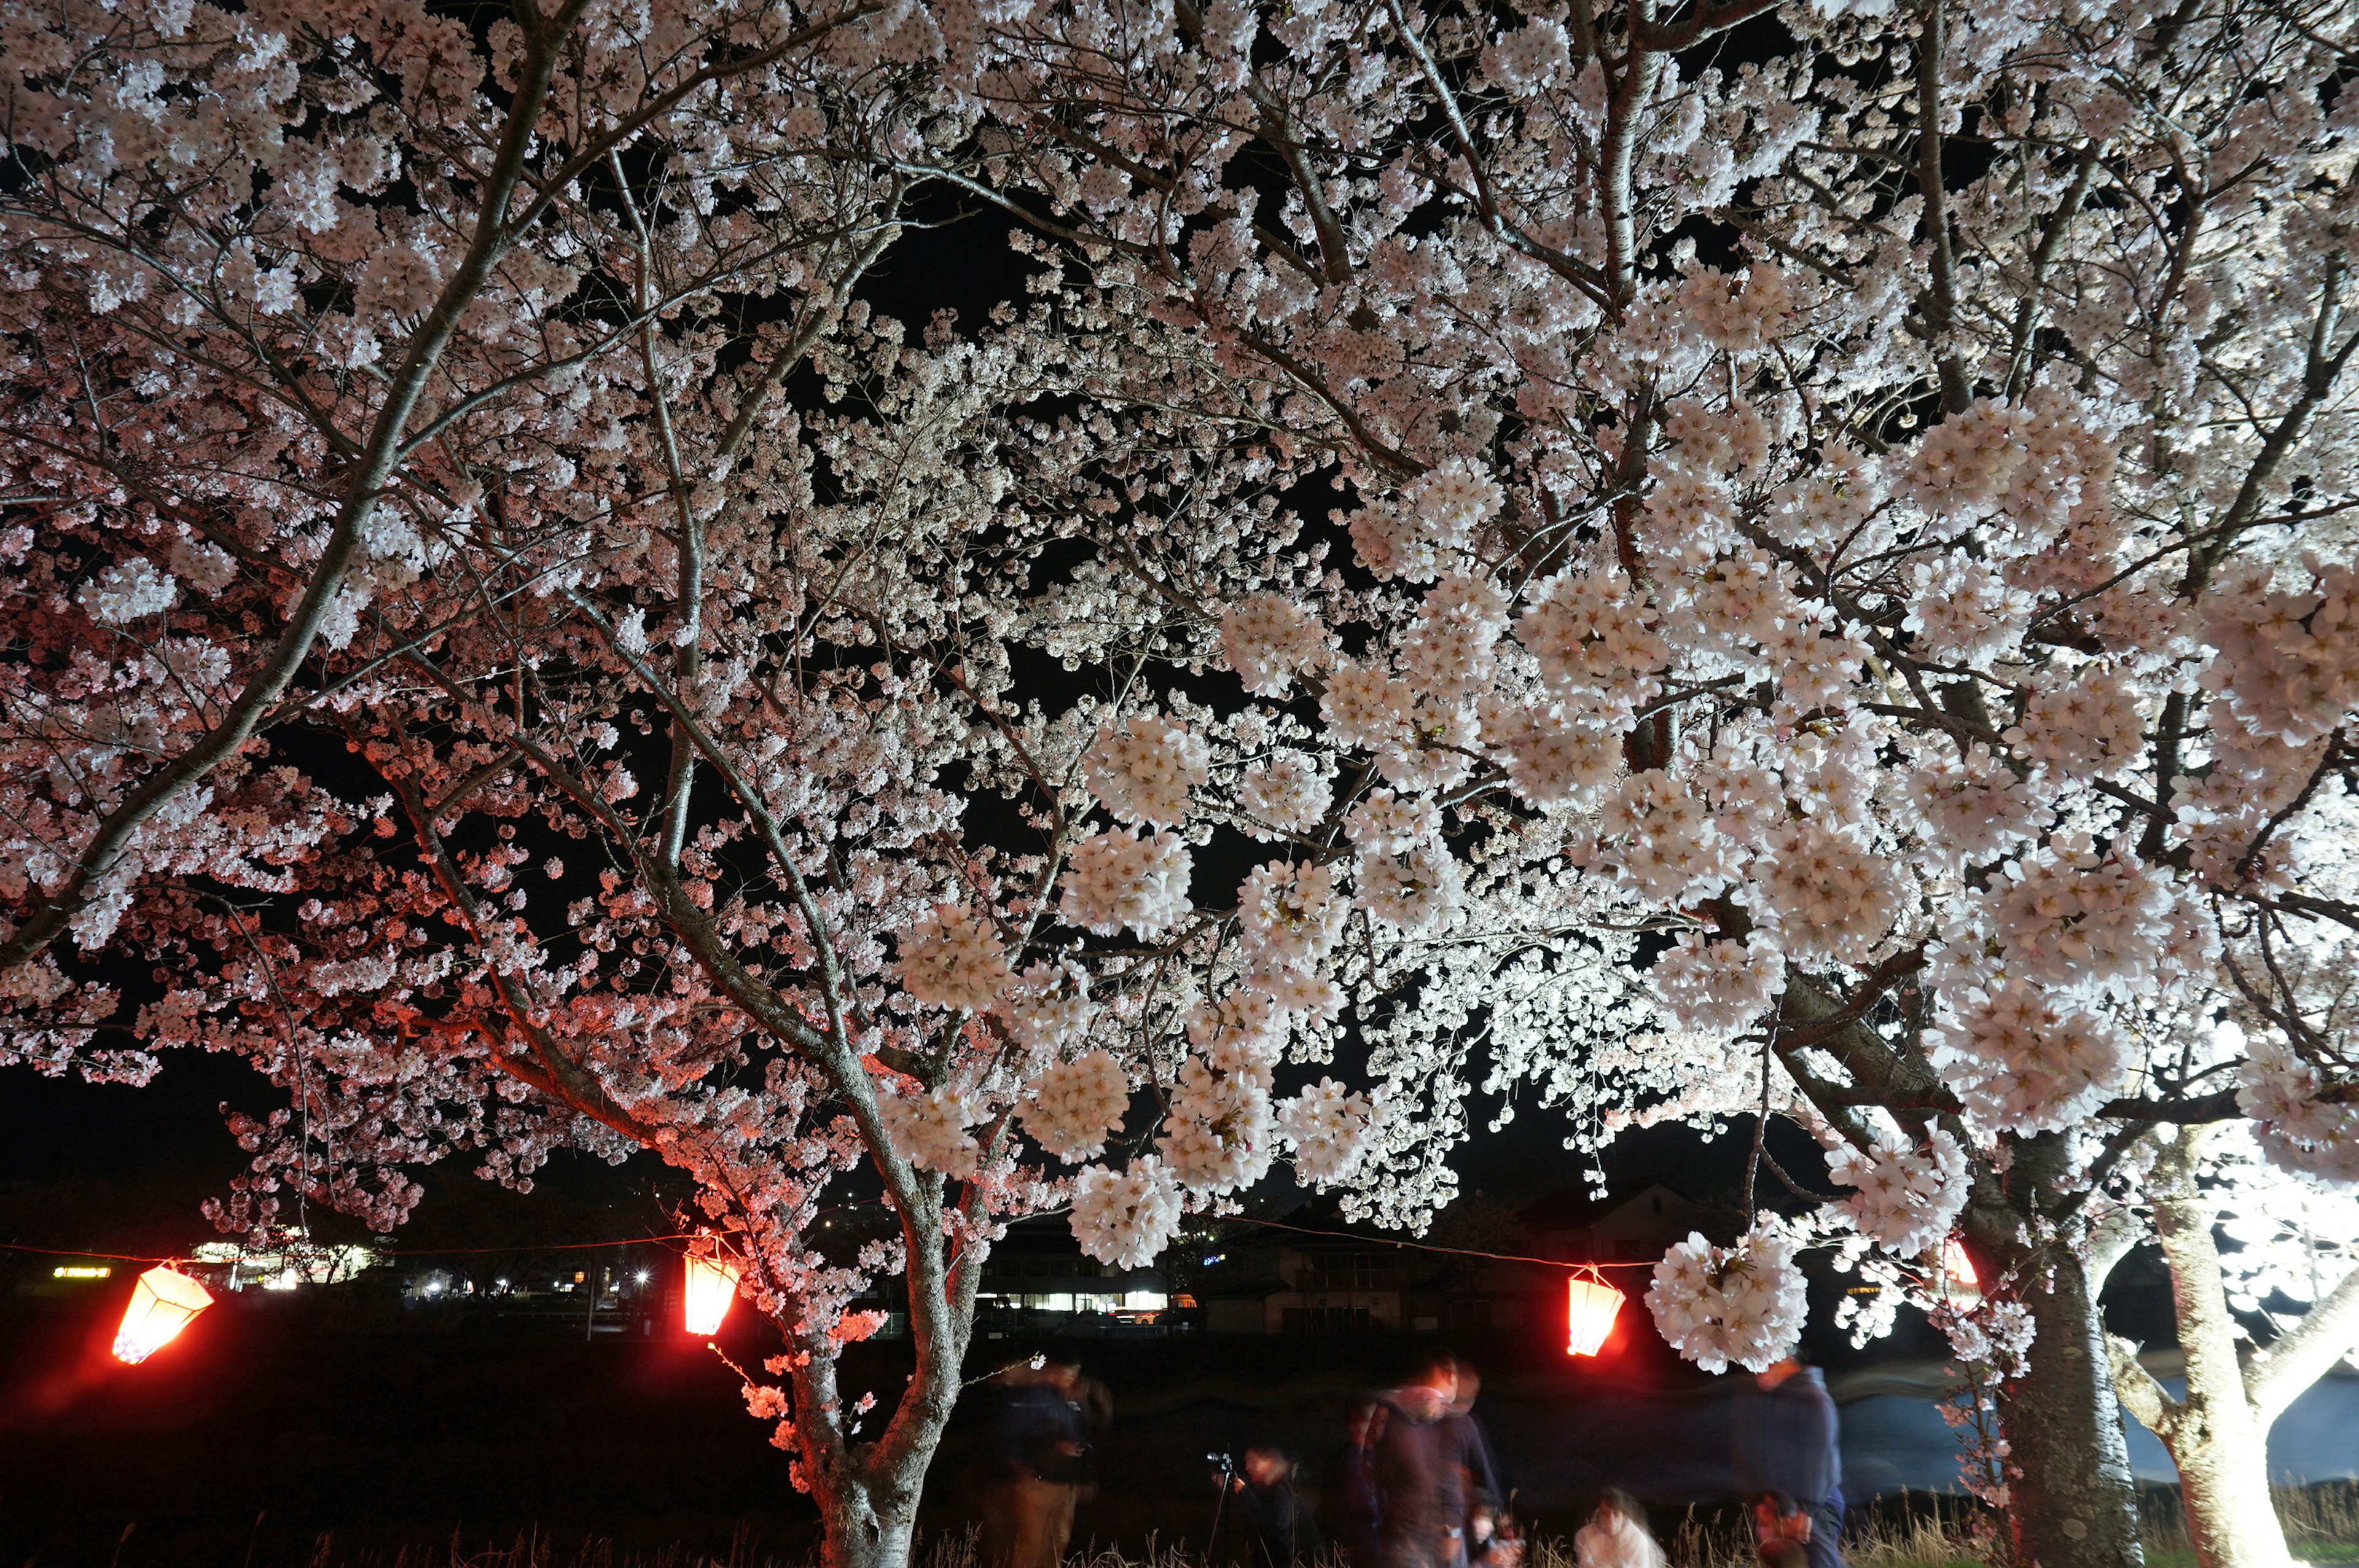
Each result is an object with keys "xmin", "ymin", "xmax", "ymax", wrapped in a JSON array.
[{"xmin": 1518, "ymin": 1180, "xmax": 1699, "ymax": 1231}]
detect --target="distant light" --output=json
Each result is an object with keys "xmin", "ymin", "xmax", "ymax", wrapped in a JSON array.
[
  {"xmin": 634, "ymin": 1271, "xmax": 649, "ymax": 1285},
  {"xmin": 1203, "ymin": 1255, "xmax": 1223, "ymax": 1265},
  {"xmin": 424, "ymin": 1279, "xmax": 444, "ymax": 1295},
  {"xmin": 685, "ymin": 1255, "xmax": 743, "ymax": 1336},
  {"xmin": 1566, "ymin": 1276, "xmax": 1621, "ymax": 1357},
  {"xmin": 495, "ymin": 1279, "xmax": 509, "ymax": 1290},
  {"xmin": 114, "ymin": 1265, "xmax": 214, "ymax": 1365},
  {"xmin": 53, "ymin": 1265, "xmax": 112, "ymax": 1279}
]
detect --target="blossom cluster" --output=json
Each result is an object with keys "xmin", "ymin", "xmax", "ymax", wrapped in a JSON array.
[
  {"xmin": 1082, "ymin": 717, "xmax": 1208, "ymax": 827},
  {"xmin": 1825, "ymin": 1132, "xmax": 1971, "ymax": 1255},
  {"xmin": 1646, "ymin": 1222, "xmax": 1810, "ymax": 1374},
  {"xmin": 1071, "ymin": 1158, "xmax": 1184, "ymax": 1268},
  {"xmin": 1001, "ymin": 963, "xmax": 1097, "ymax": 1056},
  {"xmin": 1221, "ymin": 594, "xmax": 1331, "ymax": 696},
  {"xmin": 894, "ymin": 905, "xmax": 1014, "ymax": 1013},
  {"xmin": 878, "ymin": 1084, "xmax": 981, "ymax": 1177},
  {"xmin": 1058, "ymin": 828, "xmax": 1193, "ymax": 939},
  {"xmin": 1158, "ymin": 1053, "xmax": 1278, "ymax": 1195},
  {"xmin": 1648, "ymin": 935, "xmax": 1785, "ymax": 1035},
  {"xmin": 1277, "ymin": 1079, "xmax": 1377, "ymax": 1185},
  {"xmin": 2237, "ymin": 1040, "xmax": 2359, "ymax": 1187},
  {"xmin": 1020, "ymin": 1050, "xmax": 1130, "ymax": 1162},
  {"xmin": 1933, "ymin": 980, "xmax": 2129, "ymax": 1136}
]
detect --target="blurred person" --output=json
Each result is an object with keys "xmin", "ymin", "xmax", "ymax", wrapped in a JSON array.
[
  {"xmin": 1733, "ymin": 1357, "xmax": 1845, "ymax": 1568},
  {"xmin": 1219, "ymin": 1443, "xmax": 1321, "ymax": 1568},
  {"xmin": 1750, "ymin": 1492, "xmax": 1813, "ymax": 1562},
  {"xmin": 1368, "ymin": 1349, "xmax": 1460, "ymax": 1568},
  {"xmin": 979, "ymin": 1357, "xmax": 1093, "ymax": 1568},
  {"xmin": 1323, "ymin": 1397, "xmax": 1386, "ymax": 1566},
  {"xmin": 1575, "ymin": 1489, "xmax": 1663, "ymax": 1568},
  {"xmin": 1467, "ymin": 1501, "xmax": 1524, "ymax": 1568},
  {"xmin": 1436, "ymin": 1362, "xmax": 1506, "ymax": 1568}
]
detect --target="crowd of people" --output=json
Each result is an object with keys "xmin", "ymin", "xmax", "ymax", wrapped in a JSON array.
[{"xmin": 969, "ymin": 1350, "xmax": 1847, "ymax": 1568}]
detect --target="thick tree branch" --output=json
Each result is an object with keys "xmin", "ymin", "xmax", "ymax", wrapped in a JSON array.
[{"xmin": 2245, "ymin": 1263, "xmax": 2359, "ymax": 1422}]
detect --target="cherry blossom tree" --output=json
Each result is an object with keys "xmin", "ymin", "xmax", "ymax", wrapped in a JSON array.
[
  {"xmin": 936, "ymin": 0, "xmax": 2359, "ymax": 1563},
  {"xmin": 7, "ymin": 4, "xmax": 2359, "ymax": 1568},
  {"xmin": 0, "ymin": 4, "xmax": 998, "ymax": 1564},
  {"xmin": 0, "ymin": 0, "xmax": 912, "ymax": 995}
]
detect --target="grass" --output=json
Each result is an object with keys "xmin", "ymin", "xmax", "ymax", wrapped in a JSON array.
[
  {"xmin": 2137, "ymin": 1479, "xmax": 2359, "ymax": 1567},
  {"xmin": 300, "ymin": 1484, "xmax": 2359, "ymax": 1568}
]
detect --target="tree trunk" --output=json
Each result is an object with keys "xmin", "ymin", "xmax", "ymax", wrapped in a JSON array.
[
  {"xmin": 1997, "ymin": 1238, "xmax": 2146, "ymax": 1568},
  {"xmin": 2138, "ymin": 1129, "xmax": 2294, "ymax": 1568},
  {"xmin": 819, "ymin": 1477, "xmax": 922, "ymax": 1568},
  {"xmin": 788, "ymin": 1185, "xmax": 977, "ymax": 1568},
  {"xmin": 1973, "ymin": 1133, "xmax": 2145, "ymax": 1568},
  {"xmin": 793, "ymin": 1341, "xmax": 941, "ymax": 1568}
]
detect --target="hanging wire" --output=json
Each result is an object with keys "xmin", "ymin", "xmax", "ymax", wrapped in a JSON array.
[
  {"xmin": 1, "ymin": 1242, "xmax": 187, "ymax": 1265},
  {"xmin": 13, "ymin": 1217, "xmax": 1669, "ymax": 1273},
  {"xmin": 1226, "ymin": 1215, "xmax": 1656, "ymax": 1268},
  {"xmin": 0, "ymin": 1233, "xmax": 703, "ymax": 1266}
]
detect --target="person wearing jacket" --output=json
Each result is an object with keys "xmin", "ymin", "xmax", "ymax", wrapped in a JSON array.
[
  {"xmin": 1731, "ymin": 1358, "xmax": 1845, "ymax": 1568},
  {"xmin": 1367, "ymin": 1351, "xmax": 1460, "ymax": 1568},
  {"xmin": 1323, "ymin": 1398, "xmax": 1386, "ymax": 1566}
]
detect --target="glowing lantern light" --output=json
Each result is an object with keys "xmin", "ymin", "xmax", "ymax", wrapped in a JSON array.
[
  {"xmin": 1565, "ymin": 1273, "xmax": 1622, "ymax": 1357},
  {"xmin": 684, "ymin": 1254, "xmax": 742, "ymax": 1336},
  {"xmin": 112, "ymin": 1265, "xmax": 214, "ymax": 1365},
  {"xmin": 1942, "ymin": 1238, "xmax": 1979, "ymax": 1294}
]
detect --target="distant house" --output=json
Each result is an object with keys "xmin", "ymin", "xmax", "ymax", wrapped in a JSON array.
[
  {"xmin": 1520, "ymin": 1183, "xmax": 1710, "ymax": 1265},
  {"xmin": 1197, "ymin": 1225, "xmax": 1555, "ymax": 1336},
  {"xmin": 963, "ymin": 1231, "xmax": 1178, "ymax": 1337}
]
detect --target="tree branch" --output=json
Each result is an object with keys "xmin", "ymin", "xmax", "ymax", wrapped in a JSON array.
[{"xmin": 2245, "ymin": 1262, "xmax": 2359, "ymax": 1424}]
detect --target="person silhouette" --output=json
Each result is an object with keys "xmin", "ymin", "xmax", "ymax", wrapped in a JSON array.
[{"xmin": 1732, "ymin": 1358, "xmax": 1845, "ymax": 1568}]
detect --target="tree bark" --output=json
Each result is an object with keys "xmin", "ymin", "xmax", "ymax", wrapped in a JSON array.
[
  {"xmin": 1971, "ymin": 1133, "xmax": 2146, "ymax": 1568},
  {"xmin": 1999, "ymin": 1241, "xmax": 2146, "ymax": 1568},
  {"xmin": 791, "ymin": 1330, "xmax": 948, "ymax": 1568},
  {"xmin": 2128, "ymin": 1130, "xmax": 2294, "ymax": 1568},
  {"xmin": 813, "ymin": 1463, "xmax": 923, "ymax": 1568}
]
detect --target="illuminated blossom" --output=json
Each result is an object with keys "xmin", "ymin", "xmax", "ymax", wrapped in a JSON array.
[
  {"xmin": 1646, "ymin": 1221, "xmax": 1809, "ymax": 1373},
  {"xmin": 1826, "ymin": 1131, "xmax": 1971, "ymax": 1255},
  {"xmin": 1071, "ymin": 1157, "xmax": 1184, "ymax": 1268},
  {"xmin": 894, "ymin": 905, "xmax": 1014, "ymax": 1012},
  {"xmin": 1058, "ymin": 827, "xmax": 1193, "ymax": 939},
  {"xmin": 1021, "ymin": 1049, "xmax": 1130, "ymax": 1162},
  {"xmin": 1278, "ymin": 1078, "xmax": 1377, "ymax": 1184},
  {"xmin": 1082, "ymin": 716, "xmax": 1209, "ymax": 827}
]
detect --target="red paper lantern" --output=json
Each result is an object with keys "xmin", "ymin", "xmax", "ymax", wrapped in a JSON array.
[
  {"xmin": 1565, "ymin": 1273, "xmax": 1622, "ymax": 1356},
  {"xmin": 684, "ymin": 1254, "xmax": 742, "ymax": 1336},
  {"xmin": 112, "ymin": 1265, "xmax": 214, "ymax": 1365}
]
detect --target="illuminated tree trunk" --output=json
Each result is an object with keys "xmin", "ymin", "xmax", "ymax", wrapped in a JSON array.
[
  {"xmin": 2110, "ymin": 1129, "xmax": 2293, "ymax": 1568},
  {"xmin": 1968, "ymin": 1133, "xmax": 2145, "ymax": 1568},
  {"xmin": 789, "ymin": 1180, "xmax": 979, "ymax": 1568},
  {"xmin": 789, "ymin": 1332, "xmax": 955, "ymax": 1568},
  {"xmin": 809, "ymin": 1460, "xmax": 922, "ymax": 1568}
]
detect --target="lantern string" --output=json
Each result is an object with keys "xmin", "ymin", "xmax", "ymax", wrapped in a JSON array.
[
  {"xmin": 367, "ymin": 1233, "xmax": 708, "ymax": 1256},
  {"xmin": 10, "ymin": 1220, "xmax": 1667, "ymax": 1273},
  {"xmin": 0, "ymin": 1233, "xmax": 705, "ymax": 1265},
  {"xmin": 1226, "ymin": 1215, "xmax": 1657, "ymax": 1269},
  {"xmin": 0, "ymin": 1241, "xmax": 193, "ymax": 1264}
]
